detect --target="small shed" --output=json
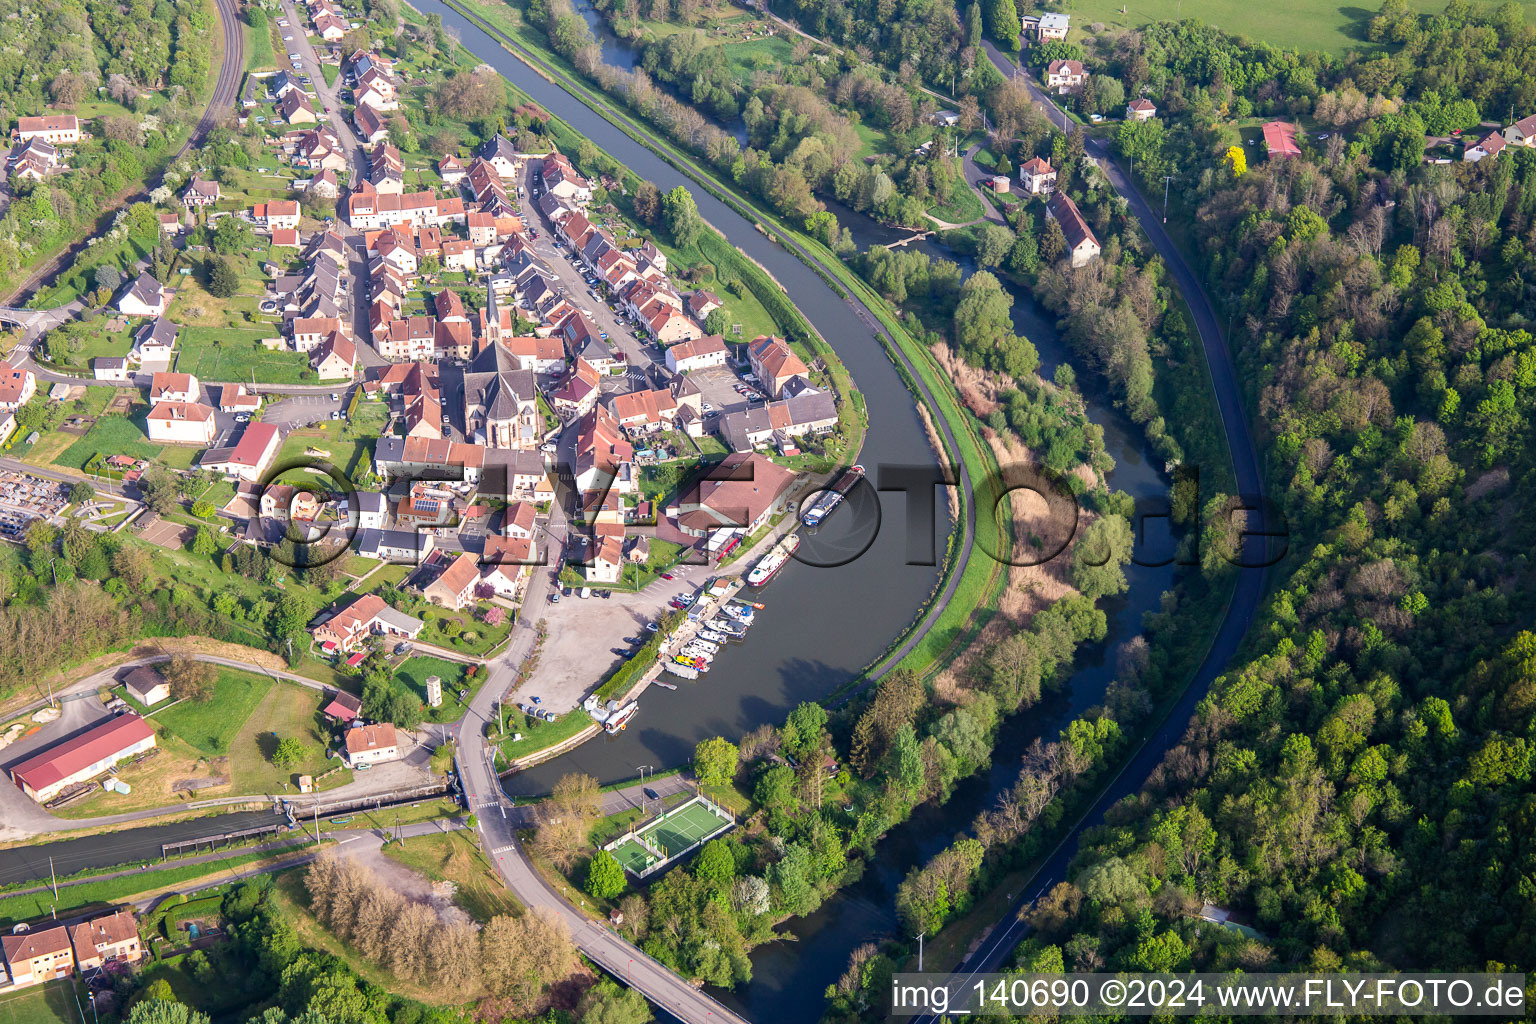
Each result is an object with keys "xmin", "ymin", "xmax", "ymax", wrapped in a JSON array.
[{"xmin": 123, "ymin": 666, "xmax": 170, "ymax": 707}]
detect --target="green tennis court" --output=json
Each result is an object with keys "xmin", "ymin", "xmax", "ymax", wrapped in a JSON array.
[{"xmin": 607, "ymin": 796, "xmax": 734, "ymax": 876}]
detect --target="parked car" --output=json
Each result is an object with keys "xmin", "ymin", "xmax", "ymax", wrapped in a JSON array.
[
  {"xmin": 394, "ymin": 642, "xmax": 412, "ymax": 654},
  {"xmin": 659, "ymin": 572, "xmax": 674, "ymax": 580},
  {"xmin": 644, "ymin": 622, "xmax": 660, "ymax": 632},
  {"xmin": 580, "ymin": 587, "xmax": 592, "ymax": 599},
  {"xmin": 540, "ymin": 441, "xmax": 557, "ymax": 453}
]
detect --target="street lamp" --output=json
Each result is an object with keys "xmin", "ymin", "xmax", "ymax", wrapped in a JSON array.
[{"xmin": 637, "ymin": 764, "xmax": 654, "ymax": 813}]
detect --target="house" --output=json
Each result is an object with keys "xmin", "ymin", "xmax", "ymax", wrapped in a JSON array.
[
  {"xmin": 747, "ymin": 335, "xmax": 811, "ymax": 398},
  {"xmin": 718, "ymin": 391, "xmax": 838, "ymax": 452},
  {"xmin": 122, "ymin": 666, "xmax": 169, "ymax": 706},
  {"xmin": 148, "ymin": 371, "xmax": 199, "ymax": 406},
  {"xmin": 0, "ymin": 362, "xmax": 35, "ymax": 410},
  {"xmin": 312, "ymin": 593, "xmax": 424, "ymax": 652},
  {"xmin": 480, "ymin": 134, "xmax": 520, "ymax": 177},
  {"xmin": 355, "ymin": 68, "xmax": 399, "ymax": 111},
  {"xmin": 502, "ymin": 500, "xmax": 538, "ymax": 540},
  {"xmin": 479, "ymin": 536, "xmax": 534, "ymax": 597},
  {"xmin": 346, "ymin": 491, "xmax": 388, "ymax": 529},
  {"xmin": 640, "ymin": 300, "xmax": 702, "ymax": 346},
  {"xmin": 345, "ymin": 722, "xmax": 401, "ymax": 766},
  {"xmin": 439, "ymin": 153, "xmax": 466, "ymax": 185},
  {"xmin": 353, "ymin": 104, "xmax": 388, "ymax": 145},
  {"xmin": 354, "ymin": 527, "xmax": 435, "ymax": 563},
  {"xmin": 499, "ymin": 335, "xmax": 566, "ymax": 374},
  {"xmin": 278, "ymin": 90, "xmax": 319, "ymax": 124},
  {"xmin": 307, "ymin": 168, "xmax": 341, "ymax": 198},
  {"xmin": 314, "ymin": 10, "xmax": 348, "ymax": 39},
  {"xmin": 260, "ymin": 484, "xmax": 321, "ymax": 521},
  {"xmin": 118, "ymin": 273, "xmax": 168, "ymax": 317},
  {"xmin": 14, "ymin": 115, "xmax": 80, "ymax": 144},
  {"xmin": 574, "ymin": 403, "xmax": 635, "ymax": 496},
  {"xmin": 93, "ymin": 357, "xmax": 131, "ymax": 382},
  {"xmin": 9, "ymin": 713, "xmax": 156, "ymax": 803},
  {"xmin": 1262, "ymin": 121, "xmax": 1301, "ymax": 160},
  {"xmin": 1126, "ymin": 98, "xmax": 1157, "ymax": 121},
  {"xmin": 686, "ymin": 291, "xmax": 722, "ymax": 323},
  {"xmin": 68, "ymin": 910, "xmax": 142, "ymax": 972},
  {"xmin": 322, "ymin": 690, "xmax": 363, "ymax": 722},
  {"xmin": 146, "ymin": 401, "xmax": 216, "ymax": 445},
  {"xmin": 1045, "ymin": 192, "xmax": 1101, "ymax": 268},
  {"xmin": 1503, "ymin": 114, "xmax": 1536, "ymax": 147},
  {"xmin": 311, "ymin": 332, "xmax": 357, "ymax": 379},
  {"xmin": 540, "ymin": 151, "xmax": 593, "ymax": 203},
  {"xmin": 2, "ymin": 926, "xmax": 74, "ymax": 987},
  {"xmin": 372, "ymin": 436, "xmax": 486, "ymax": 484},
  {"xmin": 272, "ymin": 228, "xmax": 301, "ymax": 248},
  {"xmin": 422, "ymin": 551, "xmax": 480, "ymax": 610},
  {"xmin": 216, "ymin": 383, "xmax": 261, "ymax": 414},
  {"xmin": 665, "ymin": 334, "xmax": 728, "ymax": 374},
  {"xmin": 609, "ymin": 388, "xmax": 678, "ymax": 434},
  {"xmin": 1031, "ymin": 11, "xmax": 1070, "ymax": 40},
  {"xmin": 132, "ymin": 317, "xmax": 180, "ymax": 365},
  {"xmin": 672, "ymin": 452, "xmax": 796, "ymax": 539},
  {"xmin": 7, "ymin": 138, "xmax": 62, "ymax": 183},
  {"xmin": 1045, "ymin": 60, "xmax": 1087, "ymax": 94},
  {"xmin": 1464, "ymin": 130, "xmax": 1506, "ymax": 163},
  {"xmin": 1019, "ymin": 156, "xmax": 1058, "ymax": 195},
  {"xmin": 182, "ymin": 173, "xmax": 221, "ymax": 207},
  {"xmin": 584, "ymin": 524, "xmax": 625, "ymax": 584},
  {"xmin": 199, "ymin": 422, "xmax": 281, "ymax": 481},
  {"xmin": 442, "ymin": 238, "xmax": 475, "ymax": 272},
  {"xmin": 254, "ymin": 200, "xmax": 301, "ymax": 230}
]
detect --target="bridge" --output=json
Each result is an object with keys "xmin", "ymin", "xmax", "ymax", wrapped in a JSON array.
[{"xmin": 0, "ymin": 306, "xmax": 49, "ymax": 329}]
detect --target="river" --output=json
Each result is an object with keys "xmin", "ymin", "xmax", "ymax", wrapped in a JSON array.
[{"xmin": 1, "ymin": 8, "xmax": 1187, "ymax": 1022}]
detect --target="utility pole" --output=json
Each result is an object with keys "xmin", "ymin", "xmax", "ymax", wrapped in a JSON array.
[
  {"xmin": 1162, "ymin": 175, "xmax": 1175, "ymax": 223},
  {"xmin": 49, "ymin": 856, "xmax": 57, "ymax": 899},
  {"xmin": 917, "ymin": 931, "xmax": 924, "ymax": 971}
]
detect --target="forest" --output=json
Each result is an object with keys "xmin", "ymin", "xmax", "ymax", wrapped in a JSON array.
[{"xmin": 0, "ymin": 0, "xmax": 215, "ymax": 292}]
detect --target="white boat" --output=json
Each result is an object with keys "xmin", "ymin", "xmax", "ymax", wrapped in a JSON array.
[
  {"xmin": 706, "ymin": 617, "xmax": 747, "ymax": 638},
  {"xmin": 680, "ymin": 645, "xmax": 715, "ymax": 662},
  {"xmin": 686, "ymin": 638, "xmax": 720, "ymax": 655},
  {"xmin": 746, "ymin": 533, "xmax": 800, "ymax": 586},
  {"xmin": 664, "ymin": 662, "xmax": 700, "ymax": 680},
  {"xmin": 722, "ymin": 603, "xmax": 754, "ymax": 623},
  {"xmin": 697, "ymin": 629, "xmax": 730, "ymax": 644},
  {"xmin": 603, "ymin": 702, "xmax": 638, "ymax": 734}
]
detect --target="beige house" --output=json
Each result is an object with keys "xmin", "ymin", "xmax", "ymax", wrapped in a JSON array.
[
  {"xmin": 1018, "ymin": 156, "xmax": 1058, "ymax": 195},
  {"xmin": 69, "ymin": 910, "xmax": 143, "ymax": 972},
  {"xmin": 747, "ymin": 335, "xmax": 811, "ymax": 398},
  {"xmin": 344, "ymin": 722, "xmax": 401, "ymax": 766},
  {"xmin": 123, "ymin": 666, "xmax": 170, "ymax": 707},
  {"xmin": 2, "ymin": 926, "xmax": 74, "ymax": 987},
  {"xmin": 146, "ymin": 401, "xmax": 217, "ymax": 445},
  {"xmin": 422, "ymin": 551, "xmax": 480, "ymax": 610},
  {"xmin": 1045, "ymin": 60, "xmax": 1087, "ymax": 94},
  {"xmin": 1126, "ymin": 98, "xmax": 1157, "ymax": 121},
  {"xmin": 1046, "ymin": 192, "xmax": 1102, "ymax": 268}
]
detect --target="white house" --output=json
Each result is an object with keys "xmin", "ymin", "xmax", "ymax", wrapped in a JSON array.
[
  {"xmin": 118, "ymin": 273, "xmax": 168, "ymax": 317},
  {"xmin": 665, "ymin": 334, "xmax": 729, "ymax": 374}
]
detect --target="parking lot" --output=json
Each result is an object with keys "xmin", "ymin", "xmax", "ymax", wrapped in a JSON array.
[
  {"xmin": 685, "ymin": 365, "xmax": 767, "ymax": 419},
  {"xmin": 264, "ymin": 391, "xmax": 349, "ymax": 429}
]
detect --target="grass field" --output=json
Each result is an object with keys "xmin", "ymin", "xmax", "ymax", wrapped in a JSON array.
[
  {"xmin": 54, "ymin": 411, "xmax": 164, "ymax": 470},
  {"xmin": 382, "ymin": 830, "xmax": 520, "ymax": 921},
  {"xmin": 176, "ymin": 327, "xmax": 309, "ymax": 384},
  {"xmin": 392, "ymin": 656, "xmax": 473, "ymax": 723},
  {"xmin": 1060, "ymin": 0, "xmax": 1536, "ymax": 53},
  {"xmin": 228, "ymin": 679, "xmax": 351, "ymax": 794},
  {"xmin": 0, "ymin": 981, "xmax": 80, "ymax": 1024},
  {"xmin": 150, "ymin": 669, "xmax": 275, "ymax": 755}
]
